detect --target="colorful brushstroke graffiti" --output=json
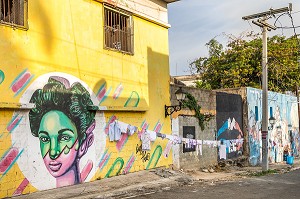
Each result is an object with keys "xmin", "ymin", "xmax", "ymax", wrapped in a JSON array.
[
  {"xmin": 96, "ymin": 82, "xmax": 112, "ymax": 105},
  {"xmin": 10, "ymin": 69, "xmax": 34, "ymax": 96},
  {"xmin": 113, "ymin": 83, "xmax": 124, "ymax": 100}
]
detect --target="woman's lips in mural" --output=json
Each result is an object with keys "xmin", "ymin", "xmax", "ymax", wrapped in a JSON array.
[{"xmin": 48, "ymin": 161, "xmax": 62, "ymax": 172}]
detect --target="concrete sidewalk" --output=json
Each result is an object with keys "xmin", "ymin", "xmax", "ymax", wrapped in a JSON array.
[{"xmin": 10, "ymin": 158, "xmax": 300, "ymax": 199}]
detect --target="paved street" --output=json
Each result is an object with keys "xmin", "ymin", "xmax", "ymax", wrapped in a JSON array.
[
  {"xmin": 126, "ymin": 169, "xmax": 300, "ymax": 199},
  {"xmin": 10, "ymin": 160, "xmax": 300, "ymax": 199}
]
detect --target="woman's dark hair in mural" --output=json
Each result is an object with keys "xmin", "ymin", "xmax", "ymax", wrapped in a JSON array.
[{"xmin": 29, "ymin": 77, "xmax": 96, "ymax": 142}]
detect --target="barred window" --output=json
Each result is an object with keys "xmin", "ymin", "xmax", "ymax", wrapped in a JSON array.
[
  {"xmin": 104, "ymin": 6, "xmax": 133, "ymax": 54},
  {"xmin": 0, "ymin": 0, "xmax": 27, "ymax": 28}
]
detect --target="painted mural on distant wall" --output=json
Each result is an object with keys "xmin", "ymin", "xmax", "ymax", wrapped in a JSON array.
[
  {"xmin": 0, "ymin": 72, "xmax": 170, "ymax": 197},
  {"xmin": 247, "ymin": 87, "xmax": 299, "ymax": 166},
  {"xmin": 216, "ymin": 92, "xmax": 244, "ymax": 160}
]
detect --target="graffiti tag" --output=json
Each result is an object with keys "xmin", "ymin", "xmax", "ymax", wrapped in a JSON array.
[{"xmin": 136, "ymin": 144, "xmax": 150, "ymax": 162}]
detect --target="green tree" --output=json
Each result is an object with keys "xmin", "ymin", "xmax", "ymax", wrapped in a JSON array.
[{"xmin": 190, "ymin": 34, "xmax": 300, "ymax": 92}]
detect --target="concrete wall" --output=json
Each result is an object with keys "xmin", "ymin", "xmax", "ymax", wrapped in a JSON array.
[
  {"xmin": 171, "ymin": 85, "xmax": 218, "ymax": 170},
  {"xmin": 0, "ymin": 0, "xmax": 173, "ymax": 198}
]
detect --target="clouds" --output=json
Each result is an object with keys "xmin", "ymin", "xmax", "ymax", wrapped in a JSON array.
[{"xmin": 168, "ymin": 0, "xmax": 300, "ymax": 76}]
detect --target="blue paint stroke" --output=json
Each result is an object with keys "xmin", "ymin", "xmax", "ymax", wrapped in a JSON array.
[
  {"xmin": 217, "ymin": 120, "xmax": 229, "ymax": 138},
  {"xmin": 98, "ymin": 149, "xmax": 111, "ymax": 172}
]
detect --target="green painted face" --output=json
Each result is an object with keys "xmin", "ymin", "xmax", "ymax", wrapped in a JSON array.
[{"xmin": 38, "ymin": 110, "xmax": 78, "ymax": 159}]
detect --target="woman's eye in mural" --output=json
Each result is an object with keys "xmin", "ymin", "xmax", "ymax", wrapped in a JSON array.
[
  {"xmin": 58, "ymin": 129, "xmax": 75, "ymax": 143},
  {"xmin": 59, "ymin": 134, "xmax": 71, "ymax": 142},
  {"xmin": 40, "ymin": 136, "xmax": 50, "ymax": 143},
  {"xmin": 39, "ymin": 132, "xmax": 50, "ymax": 143}
]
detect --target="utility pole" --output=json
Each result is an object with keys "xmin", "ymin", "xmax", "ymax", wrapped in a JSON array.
[{"xmin": 242, "ymin": 4, "xmax": 292, "ymax": 171}]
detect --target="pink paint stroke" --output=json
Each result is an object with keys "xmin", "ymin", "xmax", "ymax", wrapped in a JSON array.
[
  {"xmin": 13, "ymin": 178, "xmax": 29, "ymax": 196},
  {"xmin": 116, "ymin": 133, "xmax": 128, "ymax": 151},
  {"xmin": 11, "ymin": 72, "xmax": 31, "ymax": 93},
  {"xmin": 80, "ymin": 160, "xmax": 93, "ymax": 182},
  {"xmin": 97, "ymin": 87, "xmax": 106, "ymax": 102},
  {"xmin": 0, "ymin": 147, "xmax": 19, "ymax": 173},
  {"xmin": 98, "ymin": 153, "xmax": 110, "ymax": 170},
  {"xmin": 138, "ymin": 122, "xmax": 148, "ymax": 139},
  {"xmin": 113, "ymin": 84, "xmax": 123, "ymax": 99},
  {"xmin": 123, "ymin": 156, "xmax": 135, "ymax": 174},
  {"xmin": 154, "ymin": 123, "xmax": 162, "ymax": 133},
  {"xmin": 141, "ymin": 122, "xmax": 148, "ymax": 130},
  {"xmin": 7, "ymin": 116, "xmax": 21, "ymax": 132},
  {"xmin": 163, "ymin": 140, "xmax": 173, "ymax": 158}
]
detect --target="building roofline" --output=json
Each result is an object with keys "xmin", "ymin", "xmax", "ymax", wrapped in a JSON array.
[{"xmin": 163, "ymin": 0, "xmax": 180, "ymax": 3}]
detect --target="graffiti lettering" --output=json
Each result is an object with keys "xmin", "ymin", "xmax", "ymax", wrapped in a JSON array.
[{"xmin": 136, "ymin": 144, "xmax": 150, "ymax": 162}]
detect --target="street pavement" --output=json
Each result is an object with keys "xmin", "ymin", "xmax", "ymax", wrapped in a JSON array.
[
  {"xmin": 9, "ymin": 158, "xmax": 300, "ymax": 199},
  {"xmin": 129, "ymin": 166, "xmax": 300, "ymax": 199}
]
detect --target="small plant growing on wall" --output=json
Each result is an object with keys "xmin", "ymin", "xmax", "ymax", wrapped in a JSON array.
[{"xmin": 181, "ymin": 92, "xmax": 214, "ymax": 130}]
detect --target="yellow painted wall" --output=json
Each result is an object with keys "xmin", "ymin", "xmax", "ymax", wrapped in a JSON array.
[{"xmin": 0, "ymin": 0, "xmax": 171, "ymax": 198}]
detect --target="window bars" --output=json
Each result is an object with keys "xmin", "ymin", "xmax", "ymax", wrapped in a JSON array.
[
  {"xmin": 0, "ymin": 0, "xmax": 27, "ymax": 28},
  {"xmin": 104, "ymin": 6, "xmax": 133, "ymax": 54}
]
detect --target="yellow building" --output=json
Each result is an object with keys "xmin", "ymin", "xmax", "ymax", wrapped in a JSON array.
[{"xmin": 0, "ymin": 0, "xmax": 178, "ymax": 197}]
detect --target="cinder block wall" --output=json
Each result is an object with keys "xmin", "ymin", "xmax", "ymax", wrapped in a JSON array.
[{"xmin": 171, "ymin": 85, "xmax": 217, "ymax": 170}]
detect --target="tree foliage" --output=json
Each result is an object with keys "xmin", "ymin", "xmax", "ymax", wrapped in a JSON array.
[{"xmin": 190, "ymin": 33, "xmax": 300, "ymax": 92}]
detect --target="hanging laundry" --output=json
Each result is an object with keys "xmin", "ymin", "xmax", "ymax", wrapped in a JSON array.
[
  {"xmin": 173, "ymin": 135, "xmax": 182, "ymax": 144},
  {"xmin": 183, "ymin": 138, "xmax": 190, "ymax": 149},
  {"xmin": 220, "ymin": 144, "xmax": 227, "ymax": 160},
  {"xmin": 166, "ymin": 134, "xmax": 173, "ymax": 141},
  {"xmin": 147, "ymin": 130, "xmax": 157, "ymax": 141},
  {"xmin": 166, "ymin": 135, "xmax": 182, "ymax": 145},
  {"xmin": 196, "ymin": 140, "xmax": 203, "ymax": 156},
  {"xmin": 138, "ymin": 127, "xmax": 146, "ymax": 139},
  {"xmin": 141, "ymin": 130, "xmax": 151, "ymax": 151},
  {"xmin": 163, "ymin": 140, "xmax": 173, "ymax": 158},
  {"xmin": 127, "ymin": 125, "xmax": 138, "ymax": 136},
  {"xmin": 157, "ymin": 133, "xmax": 166, "ymax": 139},
  {"xmin": 108, "ymin": 121, "xmax": 121, "ymax": 141},
  {"xmin": 118, "ymin": 121, "xmax": 130, "ymax": 134}
]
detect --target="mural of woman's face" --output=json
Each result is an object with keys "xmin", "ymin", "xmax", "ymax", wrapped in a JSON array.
[{"xmin": 38, "ymin": 110, "xmax": 79, "ymax": 177}]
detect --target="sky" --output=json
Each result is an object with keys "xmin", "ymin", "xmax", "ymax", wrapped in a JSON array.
[{"xmin": 168, "ymin": 0, "xmax": 300, "ymax": 76}]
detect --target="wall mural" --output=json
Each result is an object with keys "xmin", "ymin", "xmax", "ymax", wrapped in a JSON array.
[
  {"xmin": 10, "ymin": 73, "xmax": 106, "ymax": 191},
  {"xmin": 216, "ymin": 92, "xmax": 244, "ymax": 160},
  {"xmin": 0, "ymin": 72, "xmax": 170, "ymax": 197},
  {"xmin": 247, "ymin": 87, "xmax": 299, "ymax": 166}
]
